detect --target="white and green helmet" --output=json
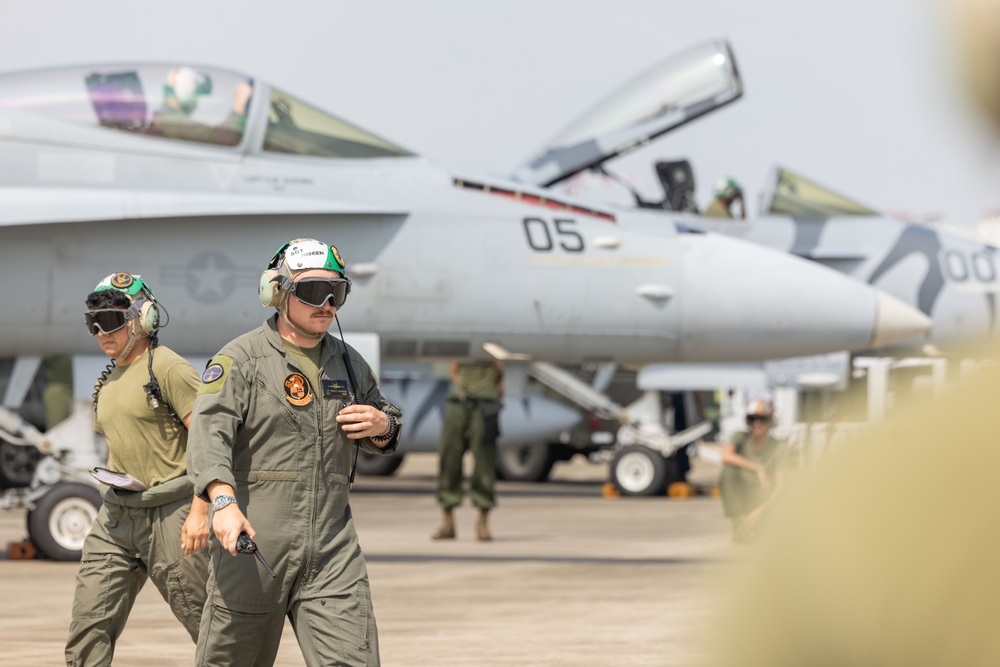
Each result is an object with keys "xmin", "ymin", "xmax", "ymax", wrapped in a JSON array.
[
  {"xmin": 713, "ymin": 177, "xmax": 742, "ymax": 200},
  {"xmin": 269, "ymin": 238, "xmax": 346, "ymax": 276}
]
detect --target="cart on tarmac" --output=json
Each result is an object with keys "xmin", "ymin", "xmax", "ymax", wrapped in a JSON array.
[{"xmin": 0, "ymin": 403, "xmax": 103, "ymax": 561}]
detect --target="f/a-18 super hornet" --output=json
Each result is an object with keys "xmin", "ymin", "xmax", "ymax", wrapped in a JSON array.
[
  {"xmin": 517, "ymin": 40, "xmax": 996, "ymax": 359},
  {"xmin": 0, "ymin": 52, "xmax": 930, "ymax": 554},
  {"xmin": 506, "ymin": 38, "xmax": 1000, "ymax": 493}
]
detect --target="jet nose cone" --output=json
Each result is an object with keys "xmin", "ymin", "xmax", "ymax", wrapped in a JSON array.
[{"xmin": 870, "ymin": 291, "xmax": 933, "ymax": 349}]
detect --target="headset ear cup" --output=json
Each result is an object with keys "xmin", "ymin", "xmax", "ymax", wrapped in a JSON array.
[
  {"xmin": 138, "ymin": 301, "xmax": 159, "ymax": 335},
  {"xmin": 259, "ymin": 270, "xmax": 281, "ymax": 307}
]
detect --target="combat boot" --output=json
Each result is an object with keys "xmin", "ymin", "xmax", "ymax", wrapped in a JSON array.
[
  {"xmin": 432, "ymin": 507, "xmax": 456, "ymax": 540},
  {"xmin": 476, "ymin": 508, "xmax": 492, "ymax": 542}
]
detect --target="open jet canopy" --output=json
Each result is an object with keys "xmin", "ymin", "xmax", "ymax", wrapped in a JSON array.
[
  {"xmin": 761, "ymin": 166, "xmax": 880, "ymax": 218},
  {"xmin": 0, "ymin": 63, "xmax": 413, "ymax": 158},
  {"xmin": 512, "ymin": 39, "xmax": 742, "ymax": 187}
]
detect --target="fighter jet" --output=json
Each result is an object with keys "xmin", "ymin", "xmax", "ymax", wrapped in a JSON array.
[
  {"xmin": 517, "ymin": 39, "xmax": 999, "ymax": 358},
  {"xmin": 0, "ymin": 58, "xmax": 926, "ymax": 362},
  {"xmin": 0, "ymin": 52, "xmax": 931, "ymax": 535}
]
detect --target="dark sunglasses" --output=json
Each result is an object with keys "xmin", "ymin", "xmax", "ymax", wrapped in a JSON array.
[
  {"xmin": 746, "ymin": 415, "xmax": 772, "ymax": 425},
  {"xmin": 289, "ymin": 278, "xmax": 351, "ymax": 308},
  {"xmin": 84, "ymin": 309, "xmax": 128, "ymax": 335}
]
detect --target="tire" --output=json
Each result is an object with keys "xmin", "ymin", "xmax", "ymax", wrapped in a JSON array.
[
  {"xmin": 27, "ymin": 483, "xmax": 102, "ymax": 561},
  {"xmin": 611, "ymin": 445, "xmax": 669, "ymax": 496},
  {"xmin": 354, "ymin": 451, "xmax": 405, "ymax": 477},
  {"xmin": 0, "ymin": 438, "xmax": 41, "ymax": 489},
  {"xmin": 496, "ymin": 442, "xmax": 555, "ymax": 482}
]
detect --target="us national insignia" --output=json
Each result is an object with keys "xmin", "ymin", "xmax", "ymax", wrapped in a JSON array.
[{"xmin": 284, "ymin": 373, "xmax": 313, "ymax": 406}]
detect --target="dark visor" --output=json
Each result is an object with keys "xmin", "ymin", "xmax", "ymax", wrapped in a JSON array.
[
  {"xmin": 290, "ymin": 278, "xmax": 351, "ymax": 308},
  {"xmin": 85, "ymin": 309, "xmax": 127, "ymax": 335}
]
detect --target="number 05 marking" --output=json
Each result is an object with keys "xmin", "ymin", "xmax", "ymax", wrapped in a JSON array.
[{"xmin": 523, "ymin": 217, "xmax": 585, "ymax": 252}]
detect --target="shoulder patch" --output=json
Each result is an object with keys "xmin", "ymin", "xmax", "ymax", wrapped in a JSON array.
[{"xmin": 198, "ymin": 355, "xmax": 234, "ymax": 395}]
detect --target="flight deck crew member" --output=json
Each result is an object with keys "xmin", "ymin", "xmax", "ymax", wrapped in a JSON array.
[
  {"xmin": 66, "ymin": 272, "xmax": 209, "ymax": 666},
  {"xmin": 433, "ymin": 360, "xmax": 504, "ymax": 541},
  {"xmin": 718, "ymin": 399, "xmax": 788, "ymax": 543},
  {"xmin": 187, "ymin": 238, "xmax": 402, "ymax": 667},
  {"xmin": 704, "ymin": 177, "xmax": 745, "ymax": 219}
]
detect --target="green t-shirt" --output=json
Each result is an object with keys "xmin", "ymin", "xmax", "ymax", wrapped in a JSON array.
[
  {"xmin": 94, "ymin": 346, "xmax": 199, "ymax": 488},
  {"xmin": 282, "ymin": 338, "xmax": 323, "ymax": 396},
  {"xmin": 731, "ymin": 430, "xmax": 787, "ymax": 477}
]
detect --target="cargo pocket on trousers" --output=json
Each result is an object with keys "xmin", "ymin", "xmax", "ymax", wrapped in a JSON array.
[
  {"xmin": 158, "ymin": 553, "xmax": 208, "ymax": 638},
  {"xmin": 300, "ymin": 580, "xmax": 377, "ymax": 665}
]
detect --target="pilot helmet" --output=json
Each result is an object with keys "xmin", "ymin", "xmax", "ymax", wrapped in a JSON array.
[
  {"xmin": 91, "ymin": 272, "xmax": 159, "ymax": 335},
  {"xmin": 167, "ymin": 66, "xmax": 212, "ymax": 110},
  {"xmin": 713, "ymin": 177, "xmax": 742, "ymax": 201},
  {"xmin": 259, "ymin": 238, "xmax": 350, "ymax": 309}
]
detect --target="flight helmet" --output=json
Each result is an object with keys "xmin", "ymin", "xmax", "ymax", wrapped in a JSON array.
[
  {"xmin": 89, "ymin": 272, "xmax": 160, "ymax": 336},
  {"xmin": 713, "ymin": 177, "xmax": 743, "ymax": 201}
]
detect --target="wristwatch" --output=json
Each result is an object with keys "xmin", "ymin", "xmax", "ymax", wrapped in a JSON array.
[{"xmin": 212, "ymin": 494, "xmax": 238, "ymax": 511}]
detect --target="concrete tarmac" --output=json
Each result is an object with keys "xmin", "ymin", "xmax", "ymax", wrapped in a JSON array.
[{"xmin": 0, "ymin": 453, "xmax": 740, "ymax": 667}]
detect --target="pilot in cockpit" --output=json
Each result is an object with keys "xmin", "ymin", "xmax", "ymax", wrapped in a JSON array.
[
  {"xmin": 704, "ymin": 177, "xmax": 746, "ymax": 219},
  {"xmin": 147, "ymin": 66, "xmax": 252, "ymax": 146}
]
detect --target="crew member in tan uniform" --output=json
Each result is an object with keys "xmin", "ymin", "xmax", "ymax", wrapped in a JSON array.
[{"xmin": 66, "ymin": 272, "xmax": 209, "ymax": 666}]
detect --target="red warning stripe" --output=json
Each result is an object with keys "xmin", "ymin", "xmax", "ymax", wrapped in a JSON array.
[{"xmin": 453, "ymin": 178, "xmax": 616, "ymax": 223}]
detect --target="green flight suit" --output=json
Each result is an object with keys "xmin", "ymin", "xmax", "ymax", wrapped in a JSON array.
[
  {"xmin": 187, "ymin": 316, "xmax": 401, "ymax": 667},
  {"xmin": 437, "ymin": 362, "xmax": 503, "ymax": 510}
]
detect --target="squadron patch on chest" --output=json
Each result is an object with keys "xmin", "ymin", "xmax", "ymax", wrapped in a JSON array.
[{"xmin": 284, "ymin": 373, "xmax": 313, "ymax": 406}]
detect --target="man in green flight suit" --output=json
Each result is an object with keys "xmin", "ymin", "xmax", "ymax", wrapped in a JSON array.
[
  {"xmin": 66, "ymin": 272, "xmax": 209, "ymax": 666},
  {"xmin": 433, "ymin": 360, "xmax": 504, "ymax": 541},
  {"xmin": 187, "ymin": 238, "xmax": 402, "ymax": 667}
]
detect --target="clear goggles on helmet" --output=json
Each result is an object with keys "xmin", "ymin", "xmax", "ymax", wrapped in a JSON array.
[
  {"xmin": 289, "ymin": 278, "xmax": 351, "ymax": 308},
  {"xmin": 84, "ymin": 309, "xmax": 128, "ymax": 335}
]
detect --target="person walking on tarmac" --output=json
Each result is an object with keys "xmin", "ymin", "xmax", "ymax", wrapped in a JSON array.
[
  {"xmin": 433, "ymin": 360, "xmax": 504, "ymax": 541},
  {"xmin": 718, "ymin": 399, "xmax": 788, "ymax": 543},
  {"xmin": 704, "ymin": 177, "xmax": 746, "ymax": 219},
  {"xmin": 187, "ymin": 238, "xmax": 402, "ymax": 667},
  {"xmin": 66, "ymin": 272, "xmax": 209, "ymax": 666}
]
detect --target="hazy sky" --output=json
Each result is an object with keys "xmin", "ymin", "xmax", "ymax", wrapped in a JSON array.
[{"xmin": 2, "ymin": 0, "xmax": 996, "ymax": 228}]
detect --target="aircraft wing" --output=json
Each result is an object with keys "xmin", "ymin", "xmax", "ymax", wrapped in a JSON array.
[
  {"xmin": 0, "ymin": 187, "xmax": 407, "ymax": 227},
  {"xmin": 511, "ymin": 39, "xmax": 743, "ymax": 187}
]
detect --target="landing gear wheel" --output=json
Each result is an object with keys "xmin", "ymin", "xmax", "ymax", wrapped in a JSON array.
[
  {"xmin": 611, "ymin": 445, "xmax": 669, "ymax": 496},
  {"xmin": 0, "ymin": 438, "xmax": 41, "ymax": 489},
  {"xmin": 27, "ymin": 483, "xmax": 102, "ymax": 561},
  {"xmin": 354, "ymin": 451, "xmax": 405, "ymax": 477},
  {"xmin": 496, "ymin": 442, "xmax": 555, "ymax": 482}
]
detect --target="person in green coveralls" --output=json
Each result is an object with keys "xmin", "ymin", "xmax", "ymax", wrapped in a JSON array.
[
  {"xmin": 187, "ymin": 238, "xmax": 402, "ymax": 667},
  {"xmin": 66, "ymin": 272, "xmax": 209, "ymax": 666},
  {"xmin": 432, "ymin": 360, "xmax": 504, "ymax": 542},
  {"xmin": 704, "ymin": 177, "xmax": 745, "ymax": 219},
  {"xmin": 718, "ymin": 398, "xmax": 788, "ymax": 543}
]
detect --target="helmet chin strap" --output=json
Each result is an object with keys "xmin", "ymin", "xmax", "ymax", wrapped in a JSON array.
[{"xmin": 114, "ymin": 319, "xmax": 149, "ymax": 364}]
